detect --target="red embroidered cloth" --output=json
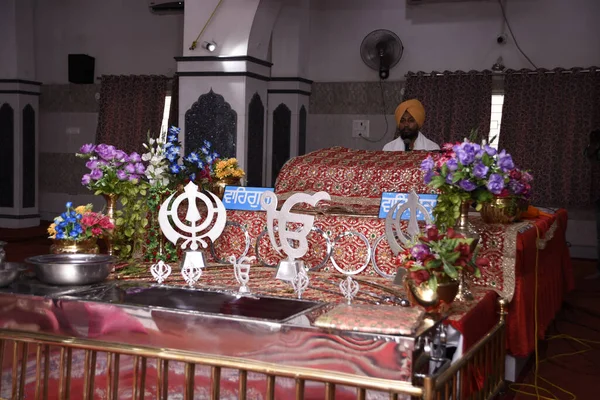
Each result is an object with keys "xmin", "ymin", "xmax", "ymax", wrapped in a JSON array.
[
  {"xmin": 209, "ymin": 209, "xmax": 572, "ymax": 356},
  {"xmin": 275, "ymin": 147, "xmax": 435, "ymax": 206}
]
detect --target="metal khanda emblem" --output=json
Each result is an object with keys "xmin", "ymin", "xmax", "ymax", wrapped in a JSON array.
[
  {"xmin": 229, "ymin": 255, "xmax": 255, "ymax": 294},
  {"xmin": 260, "ymin": 191, "xmax": 331, "ymax": 260},
  {"xmin": 385, "ymin": 190, "xmax": 433, "ymax": 256},
  {"xmin": 158, "ymin": 181, "xmax": 227, "ymax": 251}
]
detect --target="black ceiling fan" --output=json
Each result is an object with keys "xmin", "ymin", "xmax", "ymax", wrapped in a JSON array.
[{"xmin": 360, "ymin": 29, "xmax": 404, "ymax": 80}]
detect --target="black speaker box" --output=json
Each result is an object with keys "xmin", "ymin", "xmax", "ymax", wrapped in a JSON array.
[{"xmin": 68, "ymin": 54, "xmax": 95, "ymax": 84}]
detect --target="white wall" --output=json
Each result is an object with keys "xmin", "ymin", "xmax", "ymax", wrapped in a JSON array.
[
  {"xmin": 307, "ymin": 0, "xmax": 600, "ymax": 82},
  {"xmin": 34, "ymin": 0, "xmax": 183, "ymax": 83}
]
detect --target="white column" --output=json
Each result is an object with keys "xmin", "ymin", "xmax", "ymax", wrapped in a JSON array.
[
  {"xmin": 0, "ymin": 0, "xmax": 40, "ymax": 228},
  {"xmin": 177, "ymin": 0, "xmax": 282, "ymax": 182}
]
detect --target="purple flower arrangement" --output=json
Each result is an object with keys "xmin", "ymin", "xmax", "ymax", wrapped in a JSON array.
[
  {"xmin": 77, "ymin": 144, "xmax": 147, "ymax": 194},
  {"xmin": 420, "ymin": 140, "xmax": 533, "ymax": 227}
]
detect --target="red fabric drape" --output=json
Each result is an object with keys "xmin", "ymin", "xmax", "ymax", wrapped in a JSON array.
[
  {"xmin": 507, "ymin": 209, "xmax": 574, "ymax": 357},
  {"xmin": 403, "ymin": 71, "xmax": 493, "ymax": 145},
  {"xmin": 96, "ymin": 75, "xmax": 168, "ymax": 153},
  {"xmin": 499, "ymin": 68, "xmax": 600, "ymax": 207}
]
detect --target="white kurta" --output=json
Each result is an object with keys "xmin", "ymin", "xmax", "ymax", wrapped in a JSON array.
[{"xmin": 382, "ymin": 132, "xmax": 440, "ymax": 152}]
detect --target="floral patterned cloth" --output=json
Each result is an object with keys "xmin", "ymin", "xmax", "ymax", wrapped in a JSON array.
[
  {"xmin": 275, "ymin": 147, "xmax": 436, "ymax": 207},
  {"xmin": 209, "ymin": 209, "xmax": 546, "ymax": 303}
]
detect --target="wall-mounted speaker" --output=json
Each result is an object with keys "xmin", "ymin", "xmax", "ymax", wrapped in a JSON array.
[{"xmin": 68, "ymin": 54, "xmax": 95, "ymax": 84}]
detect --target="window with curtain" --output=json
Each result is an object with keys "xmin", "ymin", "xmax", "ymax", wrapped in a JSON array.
[
  {"xmin": 498, "ymin": 68, "xmax": 600, "ymax": 207},
  {"xmin": 403, "ymin": 71, "xmax": 493, "ymax": 145}
]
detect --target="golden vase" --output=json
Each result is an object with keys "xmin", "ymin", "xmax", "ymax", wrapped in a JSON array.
[
  {"xmin": 480, "ymin": 197, "xmax": 529, "ymax": 224},
  {"xmin": 406, "ymin": 278, "xmax": 459, "ymax": 309},
  {"xmin": 211, "ymin": 177, "xmax": 242, "ymax": 199},
  {"xmin": 102, "ymin": 193, "xmax": 119, "ymax": 256},
  {"xmin": 50, "ymin": 238, "xmax": 100, "ymax": 255}
]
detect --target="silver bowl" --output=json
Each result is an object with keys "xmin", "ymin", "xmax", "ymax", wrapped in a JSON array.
[
  {"xmin": 0, "ymin": 262, "xmax": 26, "ymax": 287},
  {"xmin": 25, "ymin": 254, "xmax": 117, "ymax": 286}
]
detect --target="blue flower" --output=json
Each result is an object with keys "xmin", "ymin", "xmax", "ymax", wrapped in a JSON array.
[
  {"xmin": 189, "ymin": 173, "xmax": 196, "ymax": 181},
  {"xmin": 169, "ymin": 164, "xmax": 181, "ymax": 174},
  {"xmin": 458, "ymin": 179, "xmax": 477, "ymax": 191},
  {"xmin": 486, "ymin": 173, "xmax": 505, "ymax": 194},
  {"xmin": 484, "ymin": 145, "xmax": 497, "ymax": 156},
  {"xmin": 446, "ymin": 158, "xmax": 458, "ymax": 171},
  {"xmin": 420, "ymin": 157, "xmax": 434, "ymax": 172},
  {"xmin": 424, "ymin": 170, "xmax": 434, "ymax": 184},
  {"xmin": 453, "ymin": 143, "xmax": 476, "ymax": 166},
  {"xmin": 186, "ymin": 152, "xmax": 200, "ymax": 163},
  {"xmin": 166, "ymin": 152, "xmax": 178, "ymax": 162},
  {"xmin": 66, "ymin": 201, "xmax": 73, "ymax": 209},
  {"xmin": 497, "ymin": 150, "xmax": 515, "ymax": 172},
  {"xmin": 473, "ymin": 162, "xmax": 489, "ymax": 179}
]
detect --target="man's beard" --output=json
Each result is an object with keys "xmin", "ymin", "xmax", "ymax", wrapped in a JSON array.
[{"xmin": 400, "ymin": 128, "xmax": 419, "ymax": 141}]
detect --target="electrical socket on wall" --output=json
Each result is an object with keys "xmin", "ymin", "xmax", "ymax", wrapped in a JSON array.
[{"xmin": 352, "ymin": 120, "xmax": 370, "ymax": 138}]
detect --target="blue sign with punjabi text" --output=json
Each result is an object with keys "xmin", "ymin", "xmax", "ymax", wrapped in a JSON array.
[
  {"xmin": 378, "ymin": 192, "xmax": 439, "ymax": 220},
  {"xmin": 222, "ymin": 186, "xmax": 275, "ymax": 211}
]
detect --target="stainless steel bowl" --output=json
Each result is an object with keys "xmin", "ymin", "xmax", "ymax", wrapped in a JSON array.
[
  {"xmin": 0, "ymin": 262, "xmax": 26, "ymax": 287},
  {"xmin": 25, "ymin": 254, "xmax": 117, "ymax": 286}
]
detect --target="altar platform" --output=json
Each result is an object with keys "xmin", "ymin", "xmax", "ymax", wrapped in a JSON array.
[{"xmin": 0, "ymin": 264, "xmax": 505, "ymax": 399}]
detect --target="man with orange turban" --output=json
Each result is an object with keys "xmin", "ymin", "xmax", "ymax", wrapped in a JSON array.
[{"xmin": 383, "ymin": 99, "xmax": 440, "ymax": 151}]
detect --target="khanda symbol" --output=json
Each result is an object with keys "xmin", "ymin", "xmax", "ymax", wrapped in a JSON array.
[
  {"xmin": 158, "ymin": 181, "xmax": 227, "ymax": 250},
  {"xmin": 260, "ymin": 191, "xmax": 331, "ymax": 260}
]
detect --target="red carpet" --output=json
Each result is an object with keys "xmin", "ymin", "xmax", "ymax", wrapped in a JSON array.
[{"xmin": 1, "ymin": 224, "xmax": 599, "ymax": 399}]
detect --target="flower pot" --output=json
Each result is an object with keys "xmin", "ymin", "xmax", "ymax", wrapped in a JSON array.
[
  {"xmin": 406, "ymin": 278, "xmax": 459, "ymax": 309},
  {"xmin": 480, "ymin": 197, "xmax": 529, "ymax": 224},
  {"xmin": 211, "ymin": 177, "xmax": 242, "ymax": 199},
  {"xmin": 50, "ymin": 238, "xmax": 100, "ymax": 255}
]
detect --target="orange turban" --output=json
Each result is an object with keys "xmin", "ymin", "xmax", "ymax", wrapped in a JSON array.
[{"xmin": 394, "ymin": 99, "xmax": 425, "ymax": 128}]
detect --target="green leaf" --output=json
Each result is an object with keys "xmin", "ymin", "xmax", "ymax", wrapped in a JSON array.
[
  {"xmin": 425, "ymin": 259, "xmax": 442, "ymax": 269},
  {"xmin": 428, "ymin": 275, "xmax": 438, "ymax": 292},
  {"xmin": 115, "ymin": 217, "xmax": 125, "ymax": 226},
  {"xmin": 409, "ymin": 265, "xmax": 427, "ymax": 271},
  {"xmin": 141, "ymin": 218, "xmax": 149, "ymax": 228},
  {"xmin": 445, "ymin": 251, "xmax": 460, "ymax": 264},
  {"xmin": 121, "ymin": 197, "xmax": 128, "ymax": 205},
  {"xmin": 442, "ymin": 260, "xmax": 458, "ymax": 279}
]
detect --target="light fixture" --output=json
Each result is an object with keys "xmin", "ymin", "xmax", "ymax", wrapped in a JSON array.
[{"xmin": 204, "ymin": 41, "xmax": 216, "ymax": 52}]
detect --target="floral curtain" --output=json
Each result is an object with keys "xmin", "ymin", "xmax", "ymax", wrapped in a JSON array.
[
  {"xmin": 96, "ymin": 75, "xmax": 169, "ymax": 153},
  {"xmin": 168, "ymin": 74, "xmax": 179, "ymax": 129},
  {"xmin": 499, "ymin": 68, "xmax": 600, "ymax": 207},
  {"xmin": 404, "ymin": 71, "xmax": 493, "ymax": 145}
]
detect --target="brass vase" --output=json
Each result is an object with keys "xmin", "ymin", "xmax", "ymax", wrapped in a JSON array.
[
  {"xmin": 453, "ymin": 200, "xmax": 478, "ymax": 301},
  {"xmin": 480, "ymin": 197, "xmax": 529, "ymax": 224},
  {"xmin": 406, "ymin": 278, "xmax": 459, "ymax": 309},
  {"xmin": 102, "ymin": 193, "xmax": 119, "ymax": 256},
  {"xmin": 212, "ymin": 177, "xmax": 242, "ymax": 199},
  {"xmin": 50, "ymin": 238, "xmax": 99, "ymax": 255}
]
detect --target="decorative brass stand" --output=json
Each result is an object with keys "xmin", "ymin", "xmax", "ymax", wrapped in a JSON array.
[
  {"xmin": 102, "ymin": 193, "xmax": 119, "ymax": 256},
  {"xmin": 453, "ymin": 200, "xmax": 477, "ymax": 302}
]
